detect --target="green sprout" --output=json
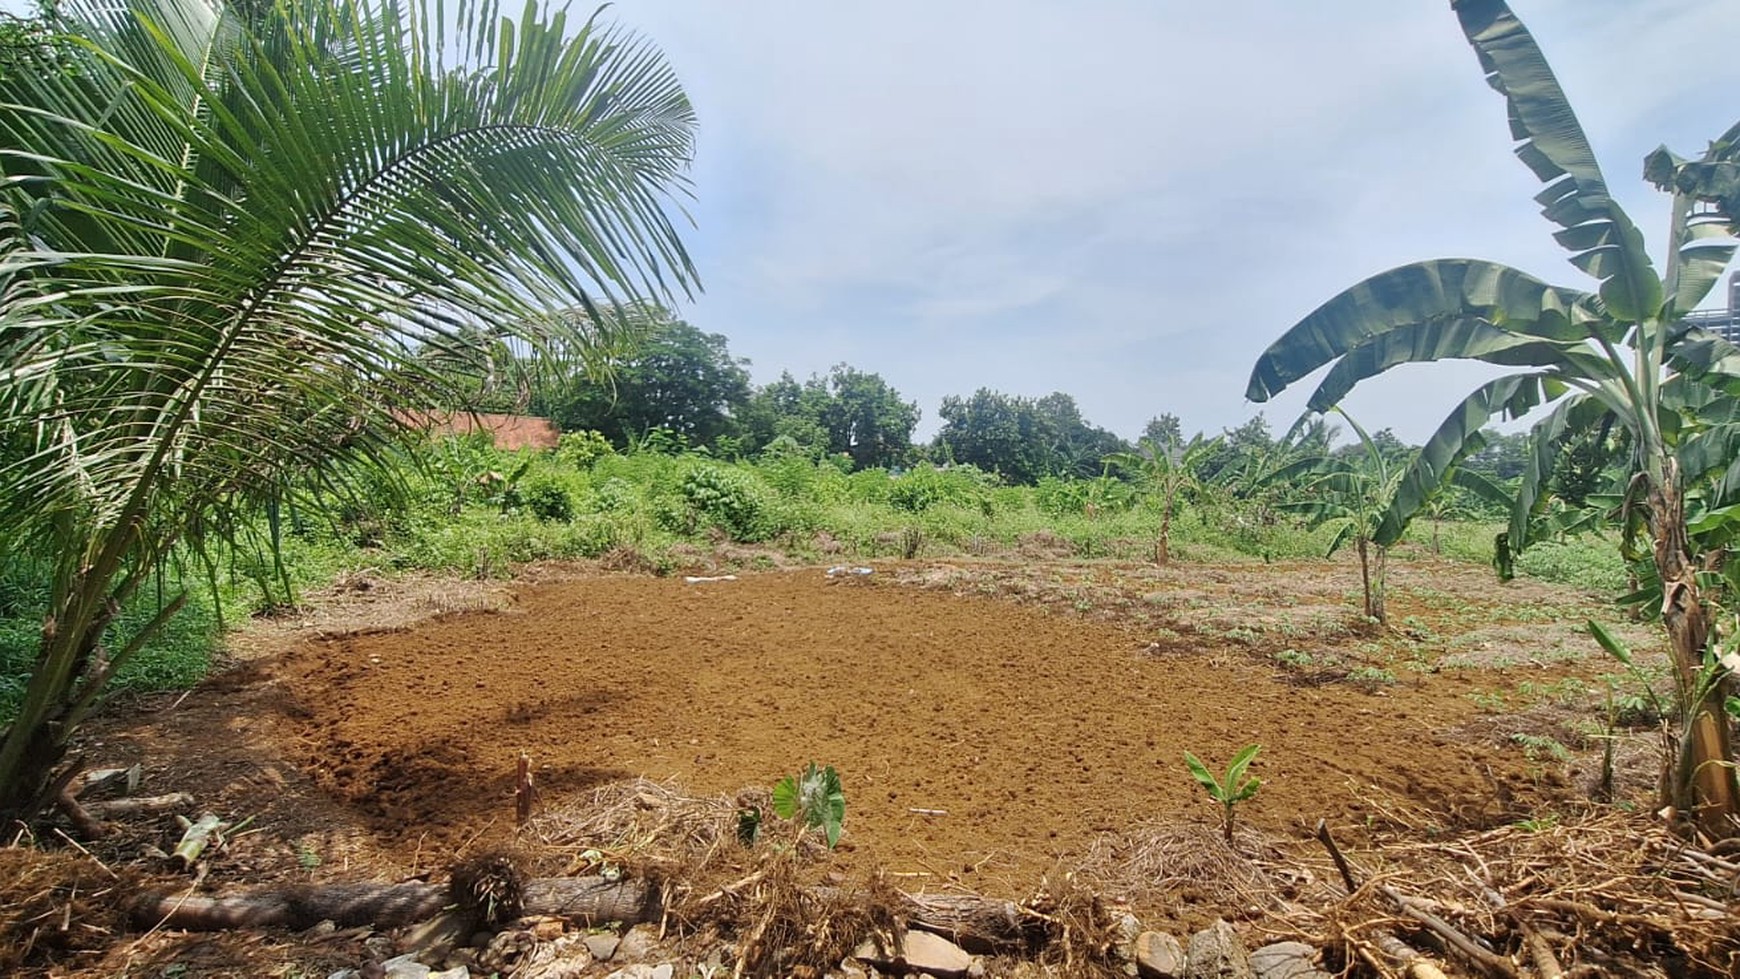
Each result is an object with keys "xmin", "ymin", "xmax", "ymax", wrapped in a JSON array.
[
  {"xmin": 1184, "ymin": 744, "xmax": 1262, "ymax": 844},
  {"xmin": 772, "ymin": 761, "xmax": 846, "ymax": 849}
]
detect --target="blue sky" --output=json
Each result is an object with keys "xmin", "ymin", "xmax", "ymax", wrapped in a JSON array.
[{"xmin": 603, "ymin": 0, "xmax": 1740, "ymax": 443}]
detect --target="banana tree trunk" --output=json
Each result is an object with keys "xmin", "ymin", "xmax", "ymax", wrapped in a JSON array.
[
  {"xmin": 1157, "ymin": 486, "xmax": 1173, "ymax": 565},
  {"xmin": 1646, "ymin": 471, "xmax": 1739, "ymax": 835},
  {"xmin": 1356, "ymin": 536, "xmax": 1386, "ymax": 624}
]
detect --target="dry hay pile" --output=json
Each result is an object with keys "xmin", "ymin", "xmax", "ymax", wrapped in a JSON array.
[
  {"xmin": 0, "ymin": 844, "xmax": 139, "ymax": 972},
  {"xmin": 1317, "ymin": 810, "xmax": 1740, "ymax": 977},
  {"xmin": 522, "ymin": 778, "xmax": 1135, "ymax": 975},
  {"xmin": 524, "ymin": 778, "xmax": 883, "ymax": 975},
  {"xmin": 1075, "ymin": 820, "xmax": 1309, "ymax": 914}
]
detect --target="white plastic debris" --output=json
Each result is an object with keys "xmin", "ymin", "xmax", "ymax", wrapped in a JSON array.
[
  {"xmin": 682, "ymin": 574, "xmax": 738, "ymax": 584},
  {"xmin": 826, "ymin": 566, "xmax": 874, "ymax": 577}
]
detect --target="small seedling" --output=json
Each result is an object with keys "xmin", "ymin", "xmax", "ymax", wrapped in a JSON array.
[
  {"xmin": 1184, "ymin": 744, "xmax": 1262, "ymax": 844},
  {"xmin": 772, "ymin": 761, "xmax": 846, "ymax": 848}
]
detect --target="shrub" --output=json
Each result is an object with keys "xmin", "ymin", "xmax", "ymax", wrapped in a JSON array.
[
  {"xmin": 520, "ymin": 478, "xmax": 575, "ymax": 523},
  {"xmin": 674, "ymin": 464, "xmax": 773, "ymax": 542},
  {"xmin": 555, "ymin": 429, "xmax": 615, "ymax": 469}
]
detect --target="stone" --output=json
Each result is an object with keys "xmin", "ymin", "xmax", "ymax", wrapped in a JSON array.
[
  {"xmin": 1184, "ymin": 920, "xmax": 1252, "ymax": 979},
  {"xmin": 853, "ymin": 930, "xmax": 974, "ymax": 978},
  {"xmin": 380, "ymin": 954, "xmax": 432, "ymax": 979},
  {"xmin": 1248, "ymin": 942, "xmax": 1328, "ymax": 979},
  {"xmin": 603, "ymin": 966, "xmax": 661, "ymax": 979},
  {"xmin": 479, "ymin": 929, "xmax": 536, "ymax": 974},
  {"xmin": 514, "ymin": 935, "xmax": 595, "ymax": 979},
  {"xmin": 327, "ymin": 971, "xmax": 360, "ymax": 979},
  {"xmin": 399, "ymin": 911, "xmax": 472, "ymax": 959},
  {"xmin": 585, "ymin": 932, "xmax": 623, "ymax": 962},
  {"xmin": 649, "ymin": 965, "xmax": 674, "ymax": 979},
  {"xmin": 1136, "ymin": 931, "xmax": 1187, "ymax": 979},
  {"xmin": 529, "ymin": 916, "xmax": 567, "ymax": 942},
  {"xmin": 616, "ymin": 923, "xmax": 660, "ymax": 962},
  {"xmin": 428, "ymin": 968, "xmax": 470, "ymax": 979}
]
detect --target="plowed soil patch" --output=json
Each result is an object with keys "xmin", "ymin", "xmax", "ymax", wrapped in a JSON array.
[{"xmin": 282, "ymin": 571, "xmax": 1548, "ymax": 891}]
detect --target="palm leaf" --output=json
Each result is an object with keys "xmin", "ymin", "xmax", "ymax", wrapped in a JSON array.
[{"xmin": 1452, "ymin": 0, "xmax": 1660, "ymax": 320}]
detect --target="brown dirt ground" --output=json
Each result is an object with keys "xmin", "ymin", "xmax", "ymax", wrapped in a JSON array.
[
  {"xmin": 38, "ymin": 555, "xmax": 1655, "ymax": 977},
  {"xmin": 271, "ymin": 564, "xmax": 1579, "ymax": 894}
]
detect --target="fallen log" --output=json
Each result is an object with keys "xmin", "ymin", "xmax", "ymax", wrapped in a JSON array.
[{"xmin": 133, "ymin": 874, "xmax": 1043, "ymax": 951}]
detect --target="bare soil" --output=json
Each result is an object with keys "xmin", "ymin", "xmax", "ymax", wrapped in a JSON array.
[{"xmin": 32, "ymin": 555, "xmax": 1649, "ymax": 976}]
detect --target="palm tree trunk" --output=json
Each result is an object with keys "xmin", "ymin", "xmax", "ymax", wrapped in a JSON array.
[
  {"xmin": 0, "ymin": 578, "xmax": 116, "ymax": 819},
  {"xmin": 1646, "ymin": 471, "xmax": 1739, "ymax": 835}
]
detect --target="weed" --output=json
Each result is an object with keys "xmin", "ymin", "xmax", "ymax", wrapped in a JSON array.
[
  {"xmin": 1510, "ymin": 733, "xmax": 1571, "ymax": 763},
  {"xmin": 1469, "ymin": 690, "xmax": 1508, "ymax": 713},
  {"xmin": 1346, "ymin": 666, "xmax": 1397, "ymax": 689}
]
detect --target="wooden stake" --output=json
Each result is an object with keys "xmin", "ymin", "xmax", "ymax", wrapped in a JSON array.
[{"xmin": 515, "ymin": 754, "xmax": 535, "ymax": 826}]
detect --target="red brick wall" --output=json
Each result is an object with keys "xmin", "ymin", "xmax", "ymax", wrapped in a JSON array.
[{"xmin": 403, "ymin": 411, "xmax": 560, "ymax": 450}]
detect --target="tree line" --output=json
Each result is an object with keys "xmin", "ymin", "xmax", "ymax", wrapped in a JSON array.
[{"xmin": 437, "ymin": 308, "xmax": 1552, "ymax": 490}]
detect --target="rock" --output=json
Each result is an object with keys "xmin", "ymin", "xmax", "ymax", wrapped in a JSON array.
[
  {"xmin": 380, "ymin": 955, "xmax": 432, "ymax": 979},
  {"xmin": 585, "ymin": 932, "xmax": 623, "ymax": 962},
  {"xmin": 854, "ymin": 930, "xmax": 974, "ymax": 978},
  {"xmin": 399, "ymin": 911, "xmax": 472, "ymax": 959},
  {"xmin": 1113, "ymin": 912, "xmax": 1144, "ymax": 972},
  {"xmin": 616, "ymin": 923, "xmax": 660, "ymax": 962},
  {"xmin": 1136, "ymin": 931, "xmax": 1187, "ymax": 979},
  {"xmin": 649, "ymin": 966, "xmax": 674, "ymax": 979},
  {"xmin": 603, "ymin": 966, "xmax": 662, "ymax": 979},
  {"xmin": 529, "ymin": 916, "xmax": 567, "ymax": 942},
  {"xmin": 1184, "ymin": 920, "xmax": 1252, "ymax": 979},
  {"xmin": 428, "ymin": 968, "xmax": 470, "ymax": 979},
  {"xmin": 479, "ymin": 929, "xmax": 536, "ymax": 974},
  {"xmin": 327, "ymin": 971, "xmax": 360, "ymax": 979},
  {"xmin": 1248, "ymin": 942, "xmax": 1328, "ymax": 979},
  {"xmin": 515, "ymin": 935, "xmax": 595, "ymax": 979}
]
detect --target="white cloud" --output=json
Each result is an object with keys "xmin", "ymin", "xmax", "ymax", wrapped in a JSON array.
[{"xmin": 612, "ymin": 0, "xmax": 1740, "ymax": 442}]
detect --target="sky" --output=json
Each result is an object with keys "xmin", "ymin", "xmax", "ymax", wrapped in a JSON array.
[
  {"xmin": 7, "ymin": 0, "xmax": 1737, "ymax": 444},
  {"xmin": 595, "ymin": 0, "xmax": 1740, "ymax": 444}
]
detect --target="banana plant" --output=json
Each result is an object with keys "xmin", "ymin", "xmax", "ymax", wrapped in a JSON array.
[
  {"xmin": 1246, "ymin": 0, "xmax": 1740, "ymax": 832},
  {"xmin": 1105, "ymin": 432, "xmax": 1223, "ymax": 564},
  {"xmin": 1184, "ymin": 744, "xmax": 1262, "ymax": 845}
]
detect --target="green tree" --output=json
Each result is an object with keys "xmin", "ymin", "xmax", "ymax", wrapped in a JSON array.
[
  {"xmin": 1246, "ymin": 0, "xmax": 1740, "ymax": 831},
  {"xmin": 935, "ymin": 388, "xmax": 1051, "ymax": 483},
  {"xmin": 816, "ymin": 364, "xmax": 919, "ymax": 470},
  {"xmin": 742, "ymin": 371, "xmax": 832, "ymax": 456},
  {"xmin": 934, "ymin": 388, "xmax": 1127, "ymax": 483},
  {"xmin": 535, "ymin": 314, "xmax": 751, "ymax": 451},
  {"xmin": 1106, "ymin": 433, "xmax": 1223, "ymax": 564},
  {"xmin": 0, "ymin": 0, "xmax": 697, "ymax": 821},
  {"xmin": 1141, "ymin": 413, "xmax": 1184, "ymax": 451}
]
